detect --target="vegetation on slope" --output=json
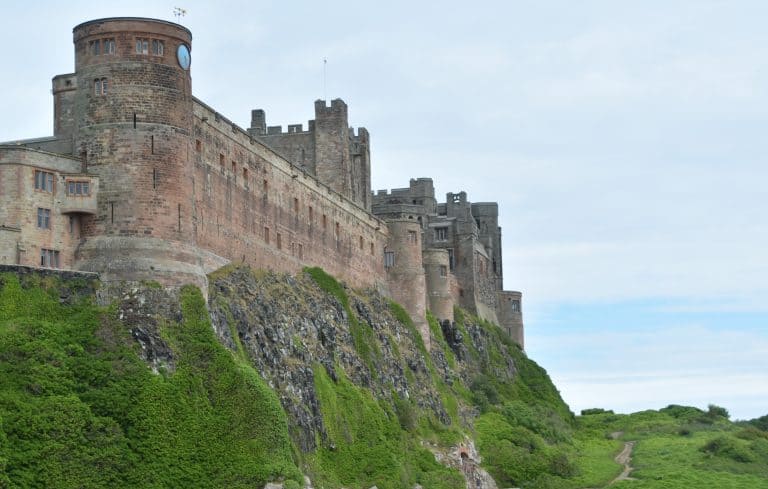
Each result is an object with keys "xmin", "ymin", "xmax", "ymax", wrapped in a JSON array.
[
  {"xmin": 303, "ymin": 266, "xmax": 465, "ymax": 488},
  {"xmin": 0, "ymin": 273, "xmax": 300, "ymax": 488},
  {"xmin": 5, "ymin": 266, "xmax": 764, "ymax": 489},
  {"xmin": 576, "ymin": 405, "xmax": 768, "ymax": 489}
]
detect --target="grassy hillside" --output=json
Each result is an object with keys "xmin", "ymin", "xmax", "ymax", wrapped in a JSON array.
[
  {"xmin": 0, "ymin": 272, "xmax": 300, "ymax": 488},
  {"xmin": 3, "ymin": 267, "xmax": 764, "ymax": 489},
  {"xmin": 576, "ymin": 406, "xmax": 768, "ymax": 489}
]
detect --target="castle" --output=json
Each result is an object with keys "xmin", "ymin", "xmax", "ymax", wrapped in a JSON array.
[{"xmin": 0, "ymin": 17, "xmax": 523, "ymax": 348}]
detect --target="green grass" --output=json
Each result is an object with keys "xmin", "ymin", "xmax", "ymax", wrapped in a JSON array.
[
  {"xmin": 572, "ymin": 408, "xmax": 768, "ymax": 489},
  {"xmin": 308, "ymin": 363, "xmax": 464, "ymax": 489},
  {"xmin": 615, "ymin": 432, "xmax": 768, "ymax": 488},
  {"xmin": 0, "ymin": 273, "xmax": 300, "ymax": 488}
]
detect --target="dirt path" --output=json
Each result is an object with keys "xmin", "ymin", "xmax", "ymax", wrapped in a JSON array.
[{"xmin": 610, "ymin": 441, "xmax": 636, "ymax": 484}]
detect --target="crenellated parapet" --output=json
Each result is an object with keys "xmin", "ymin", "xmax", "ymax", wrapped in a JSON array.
[{"xmin": 248, "ymin": 99, "xmax": 371, "ymax": 211}]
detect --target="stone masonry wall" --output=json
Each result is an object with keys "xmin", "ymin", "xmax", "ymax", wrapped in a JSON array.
[
  {"xmin": 0, "ymin": 148, "xmax": 92, "ymax": 269},
  {"xmin": 192, "ymin": 100, "xmax": 389, "ymax": 291}
]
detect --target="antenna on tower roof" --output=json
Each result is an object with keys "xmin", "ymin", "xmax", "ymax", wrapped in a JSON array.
[
  {"xmin": 173, "ymin": 7, "xmax": 187, "ymax": 23},
  {"xmin": 323, "ymin": 57, "xmax": 327, "ymax": 102}
]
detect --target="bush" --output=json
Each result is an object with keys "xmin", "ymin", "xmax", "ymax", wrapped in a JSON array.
[
  {"xmin": 581, "ymin": 408, "xmax": 614, "ymax": 416},
  {"xmin": 746, "ymin": 414, "xmax": 768, "ymax": 432},
  {"xmin": 736, "ymin": 427, "xmax": 768, "ymax": 441},
  {"xmin": 701, "ymin": 436, "xmax": 755, "ymax": 463},
  {"xmin": 707, "ymin": 404, "xmax": 730, "ymax": 420}
]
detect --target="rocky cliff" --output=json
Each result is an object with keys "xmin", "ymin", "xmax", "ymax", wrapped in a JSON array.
[{"xmin": 0, "ymin": 265, "xmax": 572, "ymax": 489}]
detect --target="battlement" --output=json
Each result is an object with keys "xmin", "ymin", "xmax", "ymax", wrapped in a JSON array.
[{"xmin": 315, "ymin": 98, "xmax": 348, "ymax": 116}]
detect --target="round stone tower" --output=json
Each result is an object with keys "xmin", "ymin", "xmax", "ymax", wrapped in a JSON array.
[
  {"xmin": 385, "ymin": 219, "xmax": 429, "ymax": 349},
  {"xmin": 71, "ymin": 18, "xmax": 206, "ymax": 287},
  {"xmin": 423, "ymin": 248, "xmax": 454, "ymax": 323}
]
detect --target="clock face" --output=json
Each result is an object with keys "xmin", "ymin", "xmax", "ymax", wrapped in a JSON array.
[{"xmin": 177, "ymin": 44, "xmax": 191, "ymax": 70}]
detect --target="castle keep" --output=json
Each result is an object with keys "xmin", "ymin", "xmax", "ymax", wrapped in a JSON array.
[{"xmin": 0, "ymin": 17, "xmax": 524, "ymax": 348}]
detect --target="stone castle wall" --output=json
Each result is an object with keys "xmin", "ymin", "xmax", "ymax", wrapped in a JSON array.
[{"xmin": 191, "ymin": 100, "xmax": 388, "ymax": 291}]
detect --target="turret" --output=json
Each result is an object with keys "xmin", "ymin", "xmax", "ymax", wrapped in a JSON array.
[
  {"xmin": 52, "ymin": 74, "xmax": 78, "ymax": 141},
  {"xmin": 423, "ymin": 248, "xmax": 454, "ymax": 322},
  {"xmin": 498, "ymin": 291, "xmax": 524, "ymax": 348},
  {"xmin": 70, "ymin": 18, "xmax": 205, "ymax": 287},
  {"xmin": 385, "ymin": 219, "xmax": 429, "ymax": 349},
  {"xmin": 314, "ymin": 99, "xmax": 352, "ymax": 201}
]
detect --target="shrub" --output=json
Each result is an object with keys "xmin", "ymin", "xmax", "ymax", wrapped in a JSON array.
[
  {"xmin": 581, "ymin": 408, "xmax": 614, "ymax": 416},
  {"xmin": 707, "ymin": 404, "xmax": 730, "ymax": 420},
  {"xmin": 700, "ymin": 436, "xmax": 755, "ymax": 463}
]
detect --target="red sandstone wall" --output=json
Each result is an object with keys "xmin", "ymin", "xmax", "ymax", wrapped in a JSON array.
[{"xmin": 191, "ymin": 102, "xmax": 388, "ymax": 290}]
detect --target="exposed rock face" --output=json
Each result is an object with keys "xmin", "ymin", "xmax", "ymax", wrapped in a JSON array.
[
  {"xmin": 98, "ymin": 282, "xmax": 181, "ymax": 374},
  {"xmin": 207, "ymin": 268, "xmax": 451, "ymax": 452},
  {"xmin": 206, "ymin": 266, "xmax": 521, "ymax": 489}
]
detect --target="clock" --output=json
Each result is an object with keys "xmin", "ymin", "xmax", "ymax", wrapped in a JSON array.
[{"xmin": 177, "ymin": 44, "xmax": 191, "ymax": 70}]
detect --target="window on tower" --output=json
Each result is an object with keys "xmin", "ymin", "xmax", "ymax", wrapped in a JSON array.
[
  {"xmin": 94, "ymin": 78, "xmax": 108, "ymax": 96},
  {"xmin": 152, "ymin": 39, "xmax": 164, "ymax": 56},
  {"xmin": 104, "ymin": 38, "xmax": 116, "ymax": 54},
  {"xmin": 135, "ymin": 39, "xmax": 149, "ymax": 55}
]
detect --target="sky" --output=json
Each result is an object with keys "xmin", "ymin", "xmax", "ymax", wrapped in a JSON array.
[{"xmin": 1, "ymin": 1, "xmax": 766, "ymax": 419}]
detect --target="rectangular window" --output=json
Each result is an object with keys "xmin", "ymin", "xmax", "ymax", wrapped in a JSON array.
[
  {"xmin": 94, "ymin": 78, "xmax": 108, "ymax": 96},
  {"xmin": 447, "ymin": 248, "xmax": 455, "ymax": 271},
  {"xmin": 151, "ymin": 39, "xmax": 164, "ymax": 56},
  {"xmin": 40, "ymin": 249, "xmax": 60, "ymax": 268},
  {"xmin": 34, "ymin": 170, "xmax": 54, "ymax": 192},
  {"xmin": 37, "ymin": 208, "xmax": 51, "ymax": 229},
  {"xmin": 370, "ymin": 242, "xmax": 374, "ymax": 255},
  {"xmin": 439, "ymin": 265, "xmax": 448, "ymax": 277},
  {"xmin": 335, "ymin": 222, "xmax": 340, "ymax": 240},
  {"xmin": 104, "ymin": 38, "xmax": 116, "ymax": 54},
  {"xmin": 231, "ymin": 162, "xmax": 237, "ymax": 183},
  {"xmin": 219, "ymin": 154, "xmax": 225, "ymax": 172},
  {"xmin": 136, "ymin": 39, "xmax": 149, "ymax": 55},
  {"xmin": 276, "ymin": 233, "xmax": 282, "ymax": 250},
  {"xmin": 384, "ymin": 251, "xmax": 395, "ymax": 268},
  {"xmin": 322, "ymin": 214, "xmax": 327, "ymax": 230},
  {"xmin": 294, "ymin": 197, "xmax": 299, "ymax": 213},
  {"xmin": 69, "ymin": 216, "xmax": 75, "ymax": 234},
  {"xmin": 510, "ymin": 299, "xmax": 520, "ymax": 312},
  {"xmin": 435, "ymin": 227, "xmax": 448, "ymax": 241},
  {"xmin": 195, "ymin": 139, "xmax": 202, "ymax": 152},
  {"xmin": 90, "ymin": 40, "xmax": 101, "ymax": 55},
  {"xmin": 298, "ymin": 243, "xmax": 304, "ymax": 259},
  {"xmin": 67, "ymin": 180, "xmax": 90, "ymax": 196},
  {"xmin": 243, "ymin": 168, "xmax": 248, "ymax": 186},
  {"xmin": 264, "ymin": 227, "xmax": 270, "ymax": 244},
  {"xmin": 359, "ymin": 236, "xmax": 364, "ymax": 250},
  {"xmin": 407, "ymin": 230, "xmax": 417, "ymax": 244},
  {"xmin": 308, "ymin": 206, "xmax": 313, "ymax": 223}
]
